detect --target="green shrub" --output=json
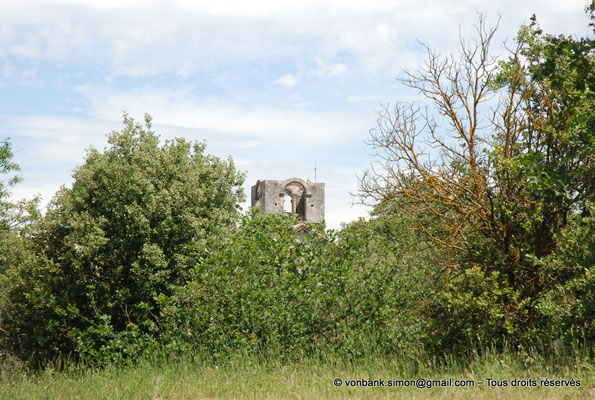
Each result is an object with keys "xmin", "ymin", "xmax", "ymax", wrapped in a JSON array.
[
  {"xmin": 161, "ymin": 213, "xmax": 430, "ymax": 359},
  {"xmin": 426, "ymin": 206, "xmax": 594, "ymax": 352},
  {"xmin": 532, "ymin": 207, "xmax": 594, "ymax": 344},
  {"xmin": 427, "ymin": 267, "xmax": 532, "ymax": 352},
  {"xmin": 0, "ymin": 115, "xmax": 245, "ymax": 365}
]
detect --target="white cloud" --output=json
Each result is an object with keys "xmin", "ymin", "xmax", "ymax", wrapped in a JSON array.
[
  {"xmin": 11, "ymin": 182, "xmax": 64, "ymax": 210},
  {"xmin": 73, "ymin": 85, "xmax": 368, "ymax": 145},
  {"xmin": 0, "ymin": 115, "xmax": 118, "ymax": 209},
  {"xmin": 346, "ymin": 94, "xmax": 385, "ymax": 103},
  {"xmin": 327, "ymin": 63, "xmax": 347, "ymax": 77},
  {"xmin": 273, "ymin": 74, "xmax": 299, "ymax": 89},
  {"xmin": 310, "ymin": 61, "xmax": 348, "ymax": 78},
  {"xmin": 2, "ymin": 0, "xmax": 588, "ymax": 80}
]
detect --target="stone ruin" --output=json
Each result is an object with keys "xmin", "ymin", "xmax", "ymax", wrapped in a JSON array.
[{"xmin": 250, "ymin": 178, "xmax": 325, "ymax": 223}]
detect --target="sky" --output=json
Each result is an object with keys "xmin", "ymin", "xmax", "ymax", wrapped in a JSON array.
[{"xmin": 0, "ymin": 0, "xmax": 591, "ymax": 229}]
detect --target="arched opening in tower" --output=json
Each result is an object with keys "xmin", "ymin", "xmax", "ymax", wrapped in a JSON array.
[{"xmin": 283, "ymin": 194, "xmax": 293, "ymax": 214}]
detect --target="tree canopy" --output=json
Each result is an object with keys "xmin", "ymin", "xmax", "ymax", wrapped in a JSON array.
[
  {"xmin": 358, "ymin": 10, "xmax": 594, "ymax": 347},
  {"xmin": 2, "ymin": 114, "xmax": 245, "ymax": 362}
]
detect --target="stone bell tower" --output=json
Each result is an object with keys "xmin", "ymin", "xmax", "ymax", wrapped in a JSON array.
[{"xmin": 250, "ymin": 178, "xmax": 325, "ymax": 223}]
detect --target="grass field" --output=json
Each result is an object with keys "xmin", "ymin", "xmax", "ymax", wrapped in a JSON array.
[{"xmin": 1, "ymin": 347, "xmax": 593, "ymax": 400}]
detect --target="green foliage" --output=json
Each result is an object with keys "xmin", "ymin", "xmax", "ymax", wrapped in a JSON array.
[
  {"xmin": 0, "ymin": 115, "xmax": 245, "ymax": 365},
  {"xmin": 161, "ymin": 212, "xmax": 430, "ymax": 359},
  {"xmin": 492, "ymin": 10, "xmax": 594, "ymax": 262},
  {"xmin": 480, "ymin": 9, "xmax": 594, "ymax": 345},
  {"xmin": 360, "ymin": 8, "xmax": 594, "ymax": 350},
  {"xmin": 0, "ymin": 139, "xmax": 40, "ymax": 233},
  {"xmin": 531, "ymin": 206, "xmax": 594, "ymax": 343},
  {"xmin": 432, "ymin": 12, "xmax": 595, "ymax": 349},
  {"xmin": 1, "ymin": 7, "xmax": 592, "ymax": 369},
  {"xmin": 72, "ymin": 313, "xmax": 162, "ymax": 366},
  {"xmin": 424, "ymin": 208, "xmax": 593, "ymax": 351},
  {"xmin": 0, "ymin": 139, "xmax": 41, "ymax": 369},
  {"xmin": 0, "ymin": 140, "xmax": 21, "ymax": 200},
  {"xmin": 428, "ymin": 268, "xmax": 532, "ymax": 352}
]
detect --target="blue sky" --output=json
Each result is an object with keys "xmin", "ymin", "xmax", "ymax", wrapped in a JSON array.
[{"xmin": 1, "ymin": 0, "xmax": 591, "ymax": 228}]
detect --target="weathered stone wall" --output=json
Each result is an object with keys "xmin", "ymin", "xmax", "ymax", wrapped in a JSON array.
[{"xmin": 251, "ymin": 178, "xmax": 325, "ymax": 223}]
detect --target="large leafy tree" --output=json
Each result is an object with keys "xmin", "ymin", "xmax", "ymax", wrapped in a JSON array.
[
  {"xmin": 358, "ymin": 8, "xmax": 593, "ymax": 347},
  {"xmin": 3, "ymin": 114, "xmax": 245, "ymax": 363}
]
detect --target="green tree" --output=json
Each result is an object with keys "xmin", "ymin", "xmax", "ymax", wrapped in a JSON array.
[
  {"xmin": 493, "ymin": 8, "xmax": 594, "ymax": 262},
  {"xmin": 0, "ymin": 139, "xmax": 40, "ymax": 369},
  {"xmin": 0, "ymin": 139, "xmax": 39, "ymax": 232},
  {"xmin": 0, "ymin": 139, "xmax": 24, "ymax": 340},
  {"xmin": 358, "ymin": 9, "xmax": 594, "ymax": 348},
  {"xmin": 2, "ymin": 114, "xmax": 245, "ymax": 364},
  {"xmin": 0, "ymin": 140, "xmax": 21, "ymax": 228}
]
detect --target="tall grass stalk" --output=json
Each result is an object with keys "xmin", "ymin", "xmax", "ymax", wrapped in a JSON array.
[{"xmin": 1, "ymin": 343, "xmax": 592, "ymax": 399}]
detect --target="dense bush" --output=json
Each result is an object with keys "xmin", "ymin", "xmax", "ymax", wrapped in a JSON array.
[
  {"xmin": 0, "ymin": 115, "xmax": 245, "ymax": 365},
  {"xmin": 0, "ymin": 139, "xmax": 41, "ymax": 368},
  {"xmin": 428, "ymin": 207, "xmax": 594, "ymax": 352},
  {"xmin": 531, "ymin": 207, "xmax": 594, "ymax": 343},
  {"xmin": 160, "ymin": 213, "xmax": 431, "ymax": 359}
]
